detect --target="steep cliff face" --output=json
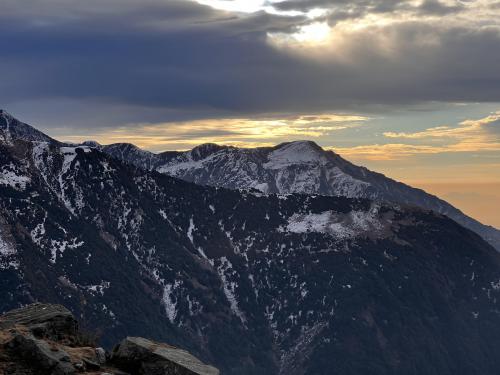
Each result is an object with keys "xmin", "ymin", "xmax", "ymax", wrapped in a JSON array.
[
  {"xmin": 102, "ymin": 138, "xmax": 500, "ymax": 251},
  {"xmin": 1, "ymin": 112, "xmax": 500, "ymax": 374}
]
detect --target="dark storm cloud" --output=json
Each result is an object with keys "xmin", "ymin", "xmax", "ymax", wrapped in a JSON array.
[
  {"xmin": 1, "ymin": 0, "xmax": 499, "ymax": 129},
  {"xmin": 0, "ymin": 1, "xmax": 305, "ymax": 114},
  {"xmin": 273, "ymin": 0, "xmax": 406, "ymax": 12},
  {"xmin": 417, "ymin": 0, "xmax": 462, "ymax": 15},
  {"xmin": 273, "ymin": 0, "xmax": 463, "ymax": 24}
]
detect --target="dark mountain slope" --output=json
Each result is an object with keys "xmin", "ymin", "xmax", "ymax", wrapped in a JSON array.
[{"xmin": 0, "ymin": 112, "xmax": 499, "ymax": 374}]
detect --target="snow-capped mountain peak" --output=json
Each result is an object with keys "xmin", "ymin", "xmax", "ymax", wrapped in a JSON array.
[
  {"xmin": 81, "ymin": 140, "xmax": 102, "ymax": 148},
  {"xmin": 264, "ymin": 140, "xmax": 328, "ymax": 169}
]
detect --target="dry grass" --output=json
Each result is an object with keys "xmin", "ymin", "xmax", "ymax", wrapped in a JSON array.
[{"xmin": 73, "ymin": 328, "xmax": 101, "ymax": 347}]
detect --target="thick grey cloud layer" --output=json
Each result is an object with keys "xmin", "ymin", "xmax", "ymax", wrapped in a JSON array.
[
  {"xmin": 273, "ymin": 0, "xmax": 463, "ymax": 15},
  {"xmin": 1, "ymin": 0, "xmax": 500, "ymax": 127}
]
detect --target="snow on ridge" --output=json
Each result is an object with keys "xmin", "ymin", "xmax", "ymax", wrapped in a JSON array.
[
  {"xmin": 0, "ymin": 110, "xmax": 13, "ymax": 143},
  {"xmin": 253, "ymin": 182, "xmax": 270, "ymax": 193},
  {"xmin": 327, "ymin": 167, "xmax": 370, "ymax": 197},
  {"xmin": 158, "ymin": 158, "xmax": 203, "ymax": 175},
  {"xmin": 264, "ymin": 141, "xmax": 327, "ymax": 169},
  {"xmin": 32, "ymin": 143, "xmax": 92, "ymax": 215},
  {"xmin": 284, "ymin": 205, "xmax": 383, "ymax": 239},
  {"xmin": 58, "ymin": 146, "xmax": 91, "ymax": 214},
  {"xmin": 157, "ymin": 150, "xmax": 222, "ymax": 176},
  {"xmin": 152, "ymin": 141, "xmax": 371, "ymax": 201}
]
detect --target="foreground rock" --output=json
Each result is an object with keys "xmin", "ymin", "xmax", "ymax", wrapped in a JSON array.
[
  {"xmin": 0, "ymin": 303, "xmax": 219, "ymax": 375},
  {"xmin": 0, "ymin": 303, "xmax": 77, "ymax": 343},
  {"xmin": 112, "ymin": 337, "xmax": 219, "ymax": 375}
]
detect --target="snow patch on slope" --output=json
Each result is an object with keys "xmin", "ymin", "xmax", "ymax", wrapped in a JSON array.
[
  {"xmin": 58, "ymin": 146, "xmax": 91, "ymax": 214},
  {"xmin": 326, "ymin": 167, "xmax": 370, "ymax": 198},
  {"xmin": 0, "ymin": 230, "xmax": 18, "ymax": 270},
  {"xmin": 187, "ymin": 217, "xmax": 195, "ymax": 244},
  {"xmin": 157, "ymin": 151, "xmax": 209, "ymax": 176},
  {"xmin": 0, "ymin": 163, "xmax": 30, "ymax": 190},
  {"xmin": 83, "ymin": 281, "xmax": 111, "ymax": 296},
  {"xmin": 217, "ymin": 257, "xmax": 246, "ymax": 324},
  {"xmin": 49, "ymin": 238, "xmax": 84, "ymax": 264},
  {"xmin": 162, "ymin": 281, "xmax": 181, "ymax": 323},
  {"xmin": 285, "ymin": 205, "xmax": 383, "ymax": 239}
]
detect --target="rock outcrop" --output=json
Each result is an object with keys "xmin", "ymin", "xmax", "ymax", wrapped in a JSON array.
[
  {"xmin": 0, "ymin": 303, "xmax": 219, "ymax": 375},
  {"xmin": 0, "ymin": 303, "xmax": 78, "ymax": 343},
  {"xmin": 112, "ymin": 337, "xmax": 219, "ymax": 375}
]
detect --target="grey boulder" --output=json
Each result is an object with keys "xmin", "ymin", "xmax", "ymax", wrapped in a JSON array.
[{"xmin": 112, "ymin": 337, "xmax": 219, "ymax": 375}]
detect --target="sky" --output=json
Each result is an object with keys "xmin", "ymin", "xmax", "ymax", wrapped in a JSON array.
[{"xmin": 1, "ymin": 0, "xmax": 499, "ymax": 227}]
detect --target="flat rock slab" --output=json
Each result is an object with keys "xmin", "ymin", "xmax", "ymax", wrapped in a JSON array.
[
  {"xmin": 0, "ymin": 303, "xmax": 77, "ymax": 341},
  {"xmin": 112, "ymin": 337, "xmax": 219, "ymax": 375}
]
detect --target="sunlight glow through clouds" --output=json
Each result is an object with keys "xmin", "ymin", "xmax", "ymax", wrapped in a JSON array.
[
  {"xmin": 194, "ymin": 0, "xmax": 266, "ymax": 13},
  {"xmin": 194, "ymin": 0, "xmax": 331, "ymax": 42},
  {"xmin": 194, "ymin": 0, "xmax": 304, "ymax": 16},
  {"xmin": 196, "ymin": 0, "xmax": 500, "ymax": 50},
  {"xmin": 289, "ymin": 22, "xmax": 331, "ymax": 43},
  {"xmin": 54, "ymin": 110, "xmax": 500, "ymax": 161},
  {"xmin": 58, "ymin": 113, "xmax": 368, "ymax": 151}
]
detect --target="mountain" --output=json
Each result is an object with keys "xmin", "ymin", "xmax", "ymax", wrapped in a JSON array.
[
  {"xmin": 0, "ymin": 110, "xmax": 56, "ymax": 144},
  {"xmin": 1, "ymin": 111, "xmax": 500, "ymax": 374},
  {"xmin": 102, "ymin": 140, "xmax": 500, "ymax": 251}
]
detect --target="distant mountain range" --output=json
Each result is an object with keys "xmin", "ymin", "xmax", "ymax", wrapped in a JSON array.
[
  {"xmin": 100, "ymin": 136, "xmax": 500, "ymax": 252},
  {"xmin": 1, "ymin": 110, "xmax": 500, "ymax": 375}
]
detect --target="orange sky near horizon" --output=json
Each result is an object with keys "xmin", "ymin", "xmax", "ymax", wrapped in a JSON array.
[{"xmin": 409, "ymin": 182, "xmax": 500, "ymax": 229}]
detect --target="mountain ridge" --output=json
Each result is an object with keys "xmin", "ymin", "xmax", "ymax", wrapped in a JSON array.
[
  {"xmin": 100, "ymin": 138, "xmax": 500, "ymax": 251},
  {"xmin": 2, "ymin": 109, "xmax": 498, "ymax": 251},
  {"xmin": 2, "ymin": 108, "xmax": 498, "ymax": 251},
  {"xmin": 1, "ymin": 111, "xmax": 500, "ymax": 374},
  {"xmin": 0, "ymin": 110, "xmax": 57, "ymax": 145}
]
